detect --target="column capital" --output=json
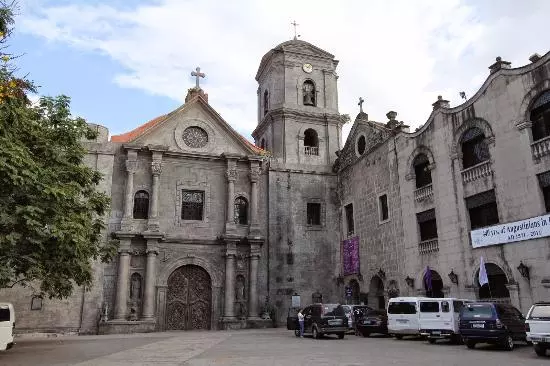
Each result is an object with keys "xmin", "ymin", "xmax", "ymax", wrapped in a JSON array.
[
  {"xmin": 249, "ymin": 167, "xmax": 261, "ymax": 183},
  {"xmin": 226, "ymin": 168, "xmax": 238, "ymax": 182},
  {"xmin": 146, "ymin": 248, "xmax": 159, "ymax": 255},
  {"xmin": 125, "ymin": 160, "xmax": 138, "ymax": 173},
  {"xmin": 151, "ymin": 160, "xmax": 163, "ymax": 176}
]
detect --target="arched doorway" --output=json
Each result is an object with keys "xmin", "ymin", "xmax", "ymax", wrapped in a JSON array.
[
  {"xmin": 166, "ymin": 265, "xmax": 212, "ymax": 330},
  {"xmin": 369, "ymin": 276, "xmax": 385, "ymax": 309},
  {"xmin": 423, "ymin": 268, "xmax": 444, "ymax": 298},
  {"xmin": 475, "ymin": 263, "xmax": 510, "ymax": 301},
  {"xmin": 349, "ymin": 279, "xmax": 360, "ymax": 304}
]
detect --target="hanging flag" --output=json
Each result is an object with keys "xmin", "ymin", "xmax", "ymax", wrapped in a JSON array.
[
  {"xmin": 424, "ymin": 266, "xmax": 433, "ymax": 291},
  {"xmin": 479, "ymin": 257, "xmax": 489, "ymax": 287}
]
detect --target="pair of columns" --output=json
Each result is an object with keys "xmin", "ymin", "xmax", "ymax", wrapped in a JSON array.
[
  {"xmin": 225, "ymin": 158, "xmax": 261, "ymax": 232},
  {"xmin": 223, "ymin": 242, "xmax": 261, "ymax": 319},
  {"xmin": 114, "ymin": 238, "xmax": 158, "ymax": 320}
]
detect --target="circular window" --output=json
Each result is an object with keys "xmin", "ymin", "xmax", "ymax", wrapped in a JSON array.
[
  {"xmin": 357, "ymin": 135, "xmax": 366, "ymax": 155},
  {"xmin": 183, "ymin": 126, "xmax": 208, "ymax": 148}
]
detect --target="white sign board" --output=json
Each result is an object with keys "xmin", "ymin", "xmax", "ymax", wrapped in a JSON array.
[
  {"xmin": 291, "ymin": 295, "xmax": 301, "ymax": 308},
  {"xmin": 471, "ymin": 213, "xmax": 550, "ymax": 248}
]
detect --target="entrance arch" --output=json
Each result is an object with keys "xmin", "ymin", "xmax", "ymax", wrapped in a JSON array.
[
  {"xmin": 475, "ymin": 263, "xmax": 510, "ymax": 301},
  {"xmin": 369, "ymin": 276, "xmax": 385, "ymax": 309},
  {"xmin": 424, "ymin": 269, "xmax": 444, "ymax": 298},
  {"xmin": 166, "ymin": 265, "xmax": 212, "ymax": 330}
]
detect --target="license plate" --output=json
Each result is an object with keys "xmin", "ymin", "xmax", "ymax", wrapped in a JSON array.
[
  {"xmin": 432, "ymin": 331, "xmax": 441, "ymax": 335},
  {"xmin": 328, "ymin": 319, "xmax": 342, "ymax": 326},
  {"xmin": 397, "ymin": 319, "xmax": 409, "ymax": 323},
  {"xmin": 472, "ymin": 324, "xmax": 484, "ymax": 328},
  {"xmin": 362, "ymin": 320, "xmax": 371, "ymax": 325}
]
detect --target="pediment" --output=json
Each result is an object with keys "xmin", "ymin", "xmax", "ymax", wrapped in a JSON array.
[{"xmin": 112, "ymin": 96, "xmax": 261, "ymax": 157}]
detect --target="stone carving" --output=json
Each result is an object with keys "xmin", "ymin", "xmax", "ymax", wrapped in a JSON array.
[
  {"xmin": 250, "ymin": 167, "xmax": 261, "ymax": 182},
  {"xmin": 236, "ymin": 275, "xmax": 245, "ymax": 301},
  {"xmin": 125, "ymin": 160, "xmax": 138, "ymax": 173},
  {"xmin": 183, "ymin": 126, "xmax": 209, "ymax": 148},
  {"xmin": 130, "ymin": 273, "xmax": 142, "ymax": 300},
  {"xmin": 128, "ymin": 302, "xmax": 138, "ymax": 321},
  {"xmin": 226, "ymin": 169, "xmax": 238, "ymax": 182},
  {"xmin": 151, "ymin": 160, "xmax": 163, "ymax": 175}
]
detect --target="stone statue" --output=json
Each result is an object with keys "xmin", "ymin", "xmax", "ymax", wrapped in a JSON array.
[
  {"xmin": 130, "ymin": 274, "xmax": 141, "ymax": 300},
  {"xmin": 236, "ymin": 276, "xmax": 245, "ymax": 301}
]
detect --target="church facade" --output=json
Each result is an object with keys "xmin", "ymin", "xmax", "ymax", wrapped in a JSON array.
[{"xmin": 2, "ymin": 39, "xmax": 550, "ymax": 334}]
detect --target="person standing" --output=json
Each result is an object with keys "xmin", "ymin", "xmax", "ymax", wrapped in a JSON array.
[{"xmin": 297, "ymin": 309, "xmax": 305, "ymax": 337}]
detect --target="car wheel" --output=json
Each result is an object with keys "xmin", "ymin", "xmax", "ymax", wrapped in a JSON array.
[
  {"xmin": 395, "ymin": 334, "xmax": 403, "ymax": 340},
  {"xmin": 294, "ymin": 329, "xmax": 300, "ymax": 337},
  {"xmin": 428, "ymin": 338, "xmax": 436, "ymax": 344},
  {"xmin": 338, "ymin": 333, "xmax": 345, "ymax": 339},
  {"xmin": 312, "ymin": 326, "xmax": 320, "ymax": 339},
  {"xmin": 503, "ymin": 335, "xmax": 514, "ymax": 351},
  {"xmin": 466, "ymin": 340, "xmax": 476, "ymax": 349},
  {"xmin": 534, "ymin": 344, "xmax": 547, "ymax": 357}
]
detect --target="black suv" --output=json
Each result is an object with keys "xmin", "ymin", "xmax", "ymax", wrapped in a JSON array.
[
  {"xmin": 459, "ymin": 302, "xmax": 528, "ymax": 350},
  {"xmin": 288, "ymin": 303, "xmax": 349, "ymax": 339},
  {"xmin": 355, "ymin": 309, "xmax": 388, "ymax": 337}
]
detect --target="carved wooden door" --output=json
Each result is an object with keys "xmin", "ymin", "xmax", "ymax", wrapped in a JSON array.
[{"xmin": 166, "ymin": 265, "xmax": 211, "ymax": 330}]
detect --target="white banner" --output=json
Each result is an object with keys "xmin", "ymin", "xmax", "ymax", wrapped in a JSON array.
[{"xmin": 471, "ymin": 213, "xmax": 550, "ymax": 248}]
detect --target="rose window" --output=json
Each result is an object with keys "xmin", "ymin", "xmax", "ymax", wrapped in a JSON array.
[{"xmin": 183, "ymin": 126, "xmax": 208, "ymax": 148}]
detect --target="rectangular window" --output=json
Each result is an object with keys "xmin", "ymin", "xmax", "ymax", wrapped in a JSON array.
[
  {"xmin": 420, "ymin": 301, "xmax": 440, "ymax": 313},
  {"xmin": 537, "ymin": 171, "xmax": 550, "ymax": 212},
  {"xmin": 307, "ymin": 203, "xmax": 321, "ymax": 226},
  {"xmin": 466, "ymin": 190, "xmax": 499, "ymax": 230},
  {"xmin": 181, "ymin": 190, "xmax": 204, "ymax": 221},
  {"xmin": 379, "ymin": 194, "xmax": 389, "ymax": 221},
  {"xmin": 417, "ymin": 209, "xmax": 438, "ymax": 241},
  {"xmin": 345, "ymin": 203, "xmax": 354, "ymax": 235}
]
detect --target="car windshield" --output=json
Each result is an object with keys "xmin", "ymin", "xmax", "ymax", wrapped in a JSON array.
[
  {"xmin": 0, "ymin": 307, "xmax": 10, "ymax": 322},
  {"xmin": 529, "ymin": 305, "xmax": 550, "ymax": 320},
  {"xmin": 388, "ymin": 302, "xmax": 416, "ymax": 314},
  {"xmin": 322, "ymin": 304, "xmax": 338, "ymax": 315},
  {"xmin": 461, "ymin": 304, "xmax": 494, "ymax": 319}
]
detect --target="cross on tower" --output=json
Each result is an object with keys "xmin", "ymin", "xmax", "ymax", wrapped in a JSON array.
[
  {"xmin": 358, "ymin": 97, "xmax": 365, "ymax": 113},
  {"xmin": 291, "ymin": 20, "xmax": 299, "ymax": 40},
  {"xmin": 191, "ymin": 67, "xmax": 205, "ymax": 89}
]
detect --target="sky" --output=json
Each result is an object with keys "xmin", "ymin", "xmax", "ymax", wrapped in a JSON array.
[{"xmin": 12, "ymin": 0, "xmax": 550, "ymax": 143}]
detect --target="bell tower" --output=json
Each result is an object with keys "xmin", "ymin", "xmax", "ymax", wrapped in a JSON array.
[{"xmin": 252, "ymin": 39, "xmax": 342, "ymax": 168}]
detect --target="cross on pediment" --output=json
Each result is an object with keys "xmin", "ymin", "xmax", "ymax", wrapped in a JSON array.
[
  {"xmin": 358, "ymin": 97, "xmax": 364, "ymax": 113},
  {"xmin": 191, "ymin": 67, "xmax": 206, "ymax": 89}
]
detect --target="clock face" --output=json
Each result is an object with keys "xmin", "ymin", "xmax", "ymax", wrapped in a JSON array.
[{"xmin": 302, "ymin": 63, "xmax": 313, "ymax": 73}]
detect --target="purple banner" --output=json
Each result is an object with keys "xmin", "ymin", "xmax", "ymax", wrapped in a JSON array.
[{"xmin": 342, "ymin": 236, "xmax": 360, "ymax": 275}]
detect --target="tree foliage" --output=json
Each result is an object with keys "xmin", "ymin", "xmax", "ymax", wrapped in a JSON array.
[{"xmin": 0, "ymin": 1, "xmax": 117, "ymax": 298}]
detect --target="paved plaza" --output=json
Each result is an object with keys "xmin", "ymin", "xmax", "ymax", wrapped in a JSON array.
[{"xmin": 0, "ymin": 329, "xmax": 547, "ymax": 366}]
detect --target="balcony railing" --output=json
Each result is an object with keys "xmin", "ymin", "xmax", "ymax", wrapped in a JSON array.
[
  {"xmin": 418, "ymin": 239, "xmax": 439, "ymax": 254},
  {"xmin": 461, "ymin": 160, "xmax": 492, "ymax": 184},
  {"xmin": 304, "ymin": 146, "xmax": 319, "ymax": 156},
  {"xmin": 414, "ymin": 184, "xmax": 433, "ymax": 202},
  {"xmin": 532, "ymin": 135, "xmax": 550, "ymax": 160}
]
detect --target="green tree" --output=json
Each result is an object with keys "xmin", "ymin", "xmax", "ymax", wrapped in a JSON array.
[{"xmin": 0, "ymin": 1, "xmax": 117, "ymax": 298}]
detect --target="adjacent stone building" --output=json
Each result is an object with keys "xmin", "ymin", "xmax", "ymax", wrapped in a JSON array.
[{"xmin": 1, "ymin": 38, "xmax": 549, "ymax": 334}]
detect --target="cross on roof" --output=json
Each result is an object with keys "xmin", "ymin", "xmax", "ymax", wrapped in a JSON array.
[
  {"xmin": 291, "ymin": 20, "xmax": 299, "ymax": 40},
  {"xmin": 358, "ymin": 97, "xmax": 365, "ymax": 113},
  {"xmin": 191, "ymin": 67, "xmax": 205, "ymax": 89}
]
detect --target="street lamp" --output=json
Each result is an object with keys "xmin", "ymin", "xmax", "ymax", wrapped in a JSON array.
[
  {"xmin": 517, "ymin": 261, "xmax": 530, "ymax": 280},
  {"xmin": 405, "ymin": 276, "xmax": 415, "ymax": 288},
  {"xmin": 448, "ymin": 270, "xmax": 458, "ymax": 285}
]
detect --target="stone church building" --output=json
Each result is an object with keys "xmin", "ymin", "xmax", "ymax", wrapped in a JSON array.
[{"xmin": 2, "ymin": 39, "xmax": 550, "ymax": 334}]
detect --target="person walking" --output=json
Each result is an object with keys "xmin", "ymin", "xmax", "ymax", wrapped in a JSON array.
[{"xmin": 297, "ymin": 308, "xmax": 305, "ymax": 337}]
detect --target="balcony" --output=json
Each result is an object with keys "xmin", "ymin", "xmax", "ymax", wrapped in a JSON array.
[
  {"xmin": 304, "ymin": 146, "xmax": 319, "ymax": 156},
  {"xmin": 418, "ymin": 239, "xmax": 439, "ymax": 254},
  {"xmin": 461, "ymin": 160, "xmax": 492, "ymax": 184},
  {"xmin": 532, "ymin": 135, "xmax": 550, "ymax": 160},
  {"xmin": 414, "ymin": 184, "xmax": 433, "ymax": 202}
]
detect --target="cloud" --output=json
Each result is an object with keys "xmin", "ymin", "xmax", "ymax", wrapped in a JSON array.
[{"xmin": 17, "ymin": 0, "xmax": 550, "ymax": 142}]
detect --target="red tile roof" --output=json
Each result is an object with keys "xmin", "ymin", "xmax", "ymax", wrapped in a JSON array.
[{"xmin": 111, "ymin": 115, "xmax": 167, "ymax": 143}]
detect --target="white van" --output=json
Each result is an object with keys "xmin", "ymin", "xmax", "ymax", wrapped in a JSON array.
[
  {"xmin": 418, "ymin": 298, "xmax": 472, "ymax": 343},
  {"xmin": 387, "ymin": 297, "xmax": 426, "ymax": 339},
  {"xmin": 0, "ymin": 302, "xmax": 15, "ymax": 351}
]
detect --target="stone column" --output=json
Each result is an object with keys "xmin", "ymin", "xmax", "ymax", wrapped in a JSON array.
[
  {"xmin": 142, "ymin": 240, "xmax": 158, "ymax": 320},
  {"xmin": 248, "ymin": 244, "xmax": 261, "ymax": 318},
  {"xmin": 224, "ymin": 242, "xmax": 237, "ymax": 318},
  {"xmin": 121, "ymin": 156, "xmax": 138, "ymax": 231},
  {"xmin": 147, "ymin": 156, "xmax": 162, "ymax": 231},
  {"xmin": 114, "ymin": 239, "xmax": 131, "ymax": 320},
  {"xmin": 250, "ymin": 164, "xmax": 260, "ymax": 225},
  {"xmin": 225, "ymin": 159, "xmax": 238, "ymax": 232}
]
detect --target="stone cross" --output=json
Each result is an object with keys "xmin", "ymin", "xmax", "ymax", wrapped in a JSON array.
[
  {"xmin": 191, "ymin": 67, "xmax": 205, "ymax": 89},
  {"xmin": 291, "ymin": 20, "xmax": 299, "ymax": 40},
  {"xmin": 358, "ymin": 97, "xmax": 364, "ymax": 113}
]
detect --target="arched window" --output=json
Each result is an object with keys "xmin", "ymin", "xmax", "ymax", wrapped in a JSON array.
[
  {"xmin": 234, "ymin": 196, "xmax": 248, "ymax": 225},
  {"xmin": 476, "ymin": 263, "xmax": 510, "ymax": 300},
  {"xmin": 263, "ymin": 90, "xmax": 269, "ymax": 116},
  {"xmin": 304, "ymin": 128, "xmax": 319, "ymax": 155},
  {"xmin": 133, "ymin": 190, "xmax": 149, "ymax": 219},
  {"xmin": 531, "ymin": 90, "xmax": 550, "ymax": 142},
  {"xmin": 303, "ymin": 80, "xmax": 316, "ymax": 106},
  {"xmin": 461, "ymin": 127, "xmax": 490, "ymax": 169},
  {"xmin": 413, "ymin": 154, "xmax": 432, "ymax": 188},
  {"xmin": 260, "ymin": 138, "xmax": 266, "ymax": 150}
]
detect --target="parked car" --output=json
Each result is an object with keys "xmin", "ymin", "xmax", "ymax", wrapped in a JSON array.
[
  {"xmin": 526, "ymin": 302, "xmax": 550, "ymax": 357},
  {"xmin": 418, "ymin": 298, "xmax": 472, "ymax": 344},
  {"xmin": 387, "ymin": 297, "xmax": 426, "ymax": 339},
  {"xmin": 289, "ymin": 303, "xmax": 348, "ymax": 339},
  {"xmin": 0, "ymin": 302, "xmax": 15, "ymax": 351},
  {"xmin": 342, "ymin": 304, "xmax": 372, "ymax": 333},
  {"xmin": 356, "ymin": 309, "xmax": 388, "ymax": 337},
  {"xmin": 459, "ymin": 302, "xmax": 528, "ymax": 351}
]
